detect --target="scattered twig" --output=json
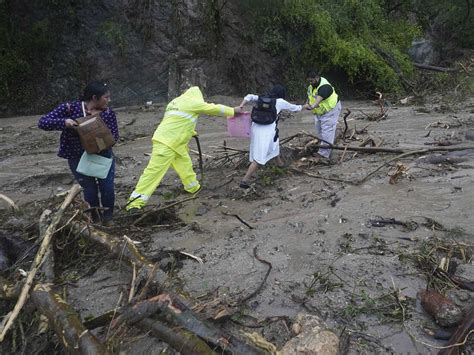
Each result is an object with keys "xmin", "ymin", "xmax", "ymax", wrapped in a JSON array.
[
  {"xmin": 236, "ymin": 247, "xmax": 272, "ymax": 305},
  {"xmin": 342, "ymin": 109, "xmax": 351, "ymax": 138},
  {"xmin": 0, "ymin": 193, "xmax": 19, "ymax": 212},
  {"xmin": 291, "ymin": 168, "xmax": 353, "ymax": 184},
  {"xmin": 180, "ymin": 251, "xmax": 204, "ymax": 264},
  {"xmin": 129, "ymin": 262, "xmax": 137, "ymax": 303},
  {"xmin": 339, "ymin": 144, "xmax": 349, "ymax": 164},
  {"xmin": 0, "ymin": 184, "xmax": 81, "ymax": 342},
  {"xmin": 190, "ymin": 149, "xmax": 214, "ymax": 159},
  {"xmin": 221, "ymin": 211, "xmax": 254, "ymax": 229},
  {"xmin": 356, "ymin": 149, "xmax": 428, "ymax": 185},
  {"xmin": 135, "ymin": 263, "xmax": 159, "ymax": 302}
]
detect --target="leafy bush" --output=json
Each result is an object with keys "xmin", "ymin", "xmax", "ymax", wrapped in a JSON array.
[
  {"xmin": 240, "ymin": 0, "xmax": 420, "ymax": 97},
  {"xmin": 410, "ymin": 0, "xmax": 474, "ymax": 49}
]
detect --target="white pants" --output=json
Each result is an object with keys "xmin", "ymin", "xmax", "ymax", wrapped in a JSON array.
[{"xmin": 314, "ymin": 101, "xmax": 342, "ymax": 158}]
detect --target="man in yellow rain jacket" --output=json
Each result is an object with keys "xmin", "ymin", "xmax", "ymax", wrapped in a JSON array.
[{"xmin": 127, "ymin": 86, "xmax": 241, "ymax": 210}]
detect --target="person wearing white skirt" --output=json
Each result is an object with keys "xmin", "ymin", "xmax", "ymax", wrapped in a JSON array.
[{"xmin": 238, "ymin": 85, "xmax": 308, "ymax": 188}]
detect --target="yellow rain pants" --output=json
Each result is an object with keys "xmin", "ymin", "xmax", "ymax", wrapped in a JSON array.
[{"xmin": 127, "ymin": 141, "xmax": 200, "ymax": 209}]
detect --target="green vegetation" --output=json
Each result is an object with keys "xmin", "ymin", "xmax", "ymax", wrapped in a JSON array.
[
  {"xmin": 0, "ymin": 0, "xmax": 471, "ymax": 114},
  {"xmin": 240, "ymin": 0, "xmax": 421, "ymax": 96},
  {"xmin": 341, "ymin": 288, "xmax": 412, "ymax": 322},
  {"xmin": 407, "ymin": 0, "xmax": 474, "ymax": 49},
  {"xmin": 260, "ymin": 165, "xmax": 286, "ymax": 186},
  {"xmin": 100, "ymin": 20, "xmax": 127, "ymax": 54}
]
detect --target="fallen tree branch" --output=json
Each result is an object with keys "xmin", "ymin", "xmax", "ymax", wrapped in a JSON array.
[
  {"xmin": 31, "ymin": 283, "xmax": 106, "ymax": 354},
  {"xmin": 70, "ymin": 223, "xmax": 166, "ymax": 285},
  {"xmin": 291, "ymin": 168, "xmax": 354, "ymax": 184},
  {"xmin": 413, "ymin": 63, "xmax": 458, "ymax": 72},
  {"xmin": 135, "ymin": 318, "xmax": 216, "ymax": 355},
  {"xmin": 355, "ymin": 149, "xmax": 428, "ymax": 185},
  {"xmin": 320, "ymin": 143, "xmax": 474, "ymax": 154},
  {"xmin": 38, "ymin": 209, "xmax": 54, "ymax": 282},
  {"xmin": 114, "ymin": 293, "xmax": 266, "ymax": 354},
  {"xmin": 0, "ymin": 184, "xmax": 81, "ymax": 342}
]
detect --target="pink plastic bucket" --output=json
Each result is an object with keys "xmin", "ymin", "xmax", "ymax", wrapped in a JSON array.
[{"xmin": 227, "ymin": 112, "xmax": 251, "ymax": 138}]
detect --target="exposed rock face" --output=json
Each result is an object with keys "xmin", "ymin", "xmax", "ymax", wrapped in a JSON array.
[
  {"xmin": 408, "ymin": 39, "xmax": 440, "ymax": 65},
  {"xmin": 4, "ymin": 0, "xmax": 277, "ymax": 115}
]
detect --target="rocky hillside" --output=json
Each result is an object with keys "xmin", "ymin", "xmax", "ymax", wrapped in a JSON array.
[
  {"xmin": 1, "ymin": 0, "xmax": 277, "ymax": 115},
  {"xmin": 1, "ymin": 0, "xmax": 472, "ymax": 116}
]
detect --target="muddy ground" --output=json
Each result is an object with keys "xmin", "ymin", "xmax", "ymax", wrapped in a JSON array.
[{"xmin": 1, "ymin": 95, "xmax": 473, "ymax": 354}]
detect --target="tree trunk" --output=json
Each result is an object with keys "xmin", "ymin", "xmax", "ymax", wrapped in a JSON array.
[{"xmin": 31, "ymin": 283, "xmax": 107, "ymax": 355}]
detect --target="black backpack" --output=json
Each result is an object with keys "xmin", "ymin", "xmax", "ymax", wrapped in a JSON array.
[{"xmin": 251, "ymin": 96, "xmax": 277, "ymax": 125}]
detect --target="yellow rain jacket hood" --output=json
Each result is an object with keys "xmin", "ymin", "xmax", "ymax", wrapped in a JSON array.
[{"xmin": 153, "ymin": 87, "xmax": 234, "ymax": 154}]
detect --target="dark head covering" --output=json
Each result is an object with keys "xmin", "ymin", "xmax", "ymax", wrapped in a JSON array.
[{"xmin": 268, "ymin": 85, "xmax": 286, "ymax": 99}]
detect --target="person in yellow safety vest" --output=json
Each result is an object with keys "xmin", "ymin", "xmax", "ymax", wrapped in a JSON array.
[
  {"xmin": 127, "ymin": 86, "xmax": 242, "ymax": 210},
  {"xmin": 305, "ymin": 69, "xmax": 342, "ymax": 162}
]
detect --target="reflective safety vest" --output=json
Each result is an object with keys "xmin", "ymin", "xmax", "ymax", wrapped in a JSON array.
[
  {"xmin": 153, "ymin": 87, "xmax": 234, "ymax": 153},
  {"xmin": 307, "ymin": 77, "xmax": 338, "ymax": 116}
]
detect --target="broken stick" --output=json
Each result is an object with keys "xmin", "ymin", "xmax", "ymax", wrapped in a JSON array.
[
  {"xmin": 0, "ymin": 193, "xmax": 19, "ymax": 212},
  {"xmin": 221, "ymin": 211, "xmax": 254, "ymax": 229},
  {"xmin": 0, "ymin": 184, "xmax": 81, "ymax": 342}
]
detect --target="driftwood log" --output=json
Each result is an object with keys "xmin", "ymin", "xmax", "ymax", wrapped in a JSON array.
[
  {"xmin": 413, "ymin": 63, "xmax": 458, "ymax": 72},
  {"xmin": 135, "ymin": 318, "xmax": 216, "ymax": 355},
  {"xmin": 69, "ymin": 222, "xmax": 167, "ymax": 288},
  {"xmin": 114, "ymin": 294, "xmax": 266, "ymax": 355},
  {"xmin": 31, "ymin": 283, "xmax": 106, "ymax": 354},
  {"xmin": 70, "ymin": 224, "xmax": 266, "ymax": 354}
]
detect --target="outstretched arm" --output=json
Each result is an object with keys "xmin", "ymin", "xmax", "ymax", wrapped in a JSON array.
[{"xmin": 278, "ymin": 99, "xmax": 304, "ymax": 112}]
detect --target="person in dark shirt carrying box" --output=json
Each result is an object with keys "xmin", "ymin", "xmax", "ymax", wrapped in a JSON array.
[
  {"xmin": 305, "ymin": 70, "xmax": 342, "ymax": 163},
  {"xmin": 38, "ymin": 81, "xmax": 119, "ymax": 224}
]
